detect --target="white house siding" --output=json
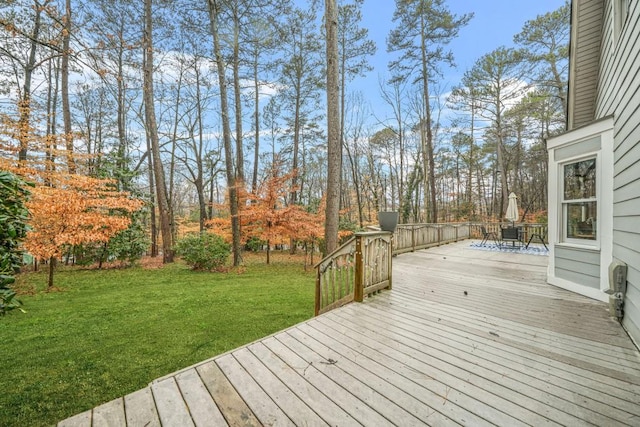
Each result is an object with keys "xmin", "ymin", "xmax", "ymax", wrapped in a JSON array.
[
  {"xmin": 554, "ymin": 246, "xmax": 601, "ymax": 289},
  {"xmin": 593, "ymin": 0, "xmax": 640, "ymax": 345}
]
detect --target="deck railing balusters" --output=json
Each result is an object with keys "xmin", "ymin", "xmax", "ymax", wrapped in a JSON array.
[
  {"xmin": 315, "ymin": 222, "xmax": 540, "ymax": 315},
  {"xmin": 316, "ymin": 224, "xmax": 470, "ymax": 315}
]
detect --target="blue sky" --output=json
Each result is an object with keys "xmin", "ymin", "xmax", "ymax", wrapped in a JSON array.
[{"xmin": 352, "ymin": 0, "xmax": 567, "ymax": 120}]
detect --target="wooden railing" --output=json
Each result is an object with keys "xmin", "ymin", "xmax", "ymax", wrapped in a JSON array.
[
  {"xmin": 394, "ymin": 223, "xmax": 470, "ymax": 255},
  {"xmin": 315, "ymin": 224, "xmax": 468, "ymax": 316},
  {"xmin": 315, "ymin": 232, "xmax": 392, "ymax": 316},
  {"xmin": 315, "ymin": 221, "xmax": 548, "ymax": 316}
]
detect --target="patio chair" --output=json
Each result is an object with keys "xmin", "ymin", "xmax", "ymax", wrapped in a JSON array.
[
  {"xmin": 525, "ymin": 229, "xmax": 548, "ymax": 250},
  {"xmin": 480, "ymin": 226, "xmax": 498, "ymax": 246},
  {"xmin": 500, "ymin": 226, "xmax": 522, "ymax": 248}
]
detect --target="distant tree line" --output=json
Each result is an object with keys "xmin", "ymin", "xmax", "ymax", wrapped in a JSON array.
[{"xmin": 0, "ymin": 0, "xmax": 569, "ymax": 264}]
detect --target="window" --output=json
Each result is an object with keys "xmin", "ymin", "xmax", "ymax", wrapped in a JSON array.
[{"xmin": 563, "ymin": 158, "xmax": 597, "ymax": 241}]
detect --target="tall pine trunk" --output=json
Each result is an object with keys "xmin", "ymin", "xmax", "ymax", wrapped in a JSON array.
[
  {"xmin": 143, "ymin": 0, "xmax": 173, "ymax": 263},
  {"xmin": 324, "ymin": 0, "xmax": 340, "ymax": 254},
  {"xmin": 207, "ymin": 0, "xmax": 242, "ymax": 266},
  {"xmin": 61, "ymin": 0, "xmax": 75, "ymax": 174}
]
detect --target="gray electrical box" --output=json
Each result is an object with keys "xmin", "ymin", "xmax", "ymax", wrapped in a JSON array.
[{"xmin": 606, "ymin": 260, "xmax": 627, "ymax": 320}]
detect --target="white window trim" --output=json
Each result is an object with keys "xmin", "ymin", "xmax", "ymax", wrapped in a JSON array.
[
  {"xmin": 547, "ymin": 117, "xmax": 614, "ymax": 298},
  {"xmin": 559, "ymin": 154, "xmax": 599, "ymax": 249}
]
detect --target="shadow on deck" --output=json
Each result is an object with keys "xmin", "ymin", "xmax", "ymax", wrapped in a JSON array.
[{"xmin": 59, "ymin": 241, "xmax": 640, "ymax": 426}]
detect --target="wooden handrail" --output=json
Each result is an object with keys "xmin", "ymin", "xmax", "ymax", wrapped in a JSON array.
[
  {"xmin": 315, "ymin": 224, "xmax": 470, "ymax": 316},
  {"xmin": 315, "ymin": 232, "xmax": 392, "ymax": 316},
  {"xmin": 314, "ymin": 222, "xmax": 546, "ymax": 315}
]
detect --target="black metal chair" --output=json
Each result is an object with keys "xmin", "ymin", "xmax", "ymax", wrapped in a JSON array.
[
  {"xmin": 525, "ymin": 230, "xmax": 548, "ymax": 250},
  {"xmin": 500, "ymin": 226, "xmax": 522, "ymax": 248},
  {"xmin": 480, "ymin": 226, "xmax": 498, "ymax": 246}
]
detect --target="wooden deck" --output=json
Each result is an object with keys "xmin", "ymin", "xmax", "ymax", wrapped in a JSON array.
[{"xmin": 59, "ymin": 241, "xmax": 640, "ymax": 426}]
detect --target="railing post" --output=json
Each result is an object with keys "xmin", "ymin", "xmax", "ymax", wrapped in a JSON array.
[
  {"xmin": 412, "ymin": 225, "xmax": 416, "ymax": 252},
  {"xmin": 437, "ymin": 225, "xmax": 441, "ymax": 246},
  {"xmin": 455, "ymin": 225, "xmax": 459, "ymax": 241},
  {"xmin": 314, "ymin": 273, "xmax": 321, "ymax": 316},
  {"xmin": 387, "ymin": 232, "xmax": 393, "ymax": 290},
  {"xmin": 354, "ymin": 234, "xmax": 364, "ymax": 302}
]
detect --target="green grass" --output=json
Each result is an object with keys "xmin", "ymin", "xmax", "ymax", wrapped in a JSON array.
[{"xmin": 0, "ymin": 256, "xmax": 315, "ymax": 427}]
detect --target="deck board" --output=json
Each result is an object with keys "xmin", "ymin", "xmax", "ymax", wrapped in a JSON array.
[
  {"xmin": 151, "ymin": 377, "xmax": 195, "ymax": 427},
  {"xmin": 124, "ymin": 387, "xmax": 160, "ymax": 427},
  {"xmin": 365, "ymin": 298, "xmax": 640, "ymax": 416},
  {"xmin": 175, "ymin": 369, "xmax": 227, "ymax": 426},
  {"xmin": 58, "ymin": 241, "xmax": 640, "ymax": 426},
  {"xmin": 196, "ymin": 361, "xmax": 261, "ymax": 426},
  {"xmin": 92, "ymin": 398, "xmax": 126, "ymax": 427}
]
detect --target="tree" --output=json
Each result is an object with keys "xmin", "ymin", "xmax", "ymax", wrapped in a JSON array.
[
  {"xmin": 337, "ymin": 0, "xmax": 376, "ymax": 182},
  {"xmin": 324, "ymin": 0, "xmax": 340, "ymax": 254},
  {"xmin": 81, "ymin": 0, "xmax": 141, "ymax": 188},
  {"xmin": 276, "ymin": 6, "xmax": 324, "ymax": 205},
  {"xmin": 143, "ymin": 0, "xmax": 173, "ymax": 263},
  {"xmin": 466, "ymin": 47, "xmax": 528, "ymax": 219},
  {"xmin": 207, "ymin": 0, "xmax": 242, "ymax": 266},
  {"xmin": 61, "ymin": 0, "xmax": 76, "ymax": 174},
  {"xmin": 23, "ymin": 175, "xmax": 143, "ymax": 288},
  {"xmin": 0, "ymin": 0, "xmax": 60, "ymax": 164},
  {"xmin": 388, "ymin": 0, "xmax": 472, "ymax": 222},
  {"xmin": 378, "ymin": 77, "xmax": 409, "ymax": 215},
  {"xmin": 0, "ymin": 171, "xmax": 30, "ymax": 316},
  {"xmin": 448, "ymin": 81, "xmax": 482, "ymax": 217},
  {"xmin": 514, "ymin": 0, "xmax": 570, "ymax": 123},
  {"xmin": 242, "ymin": 164, "xmax": 320, "ymax": 264}
]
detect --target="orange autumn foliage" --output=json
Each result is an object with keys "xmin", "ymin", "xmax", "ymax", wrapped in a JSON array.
[
  {"xmin": 22, "ymin": 174, "xmax": 143, "ymax": 260},
  {"xmin": 207, "ymin": 167, "xmax": 324, "ymax": 247}
]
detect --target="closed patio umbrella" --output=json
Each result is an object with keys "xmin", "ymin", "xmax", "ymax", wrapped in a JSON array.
[{"xmin": 506, "ymin": 192, "xmax": 519, "ymax": 225}]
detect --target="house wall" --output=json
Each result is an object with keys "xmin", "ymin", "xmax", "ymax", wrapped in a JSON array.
[
  {"xmin": 554, "ymin": 246, "xmax": 601, "ymax": 289},
  {"xmin": 594, "ymin": 0, "xmax": 640, "ymax": 345},
  {"xmin": 547, "ymin": 118, "xmax": 614, "ymax": 303}
]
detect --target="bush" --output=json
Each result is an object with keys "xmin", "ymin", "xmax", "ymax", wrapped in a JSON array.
[
  {"xmin": 175, "ymin": 233, "xmax": 231, "ymax": 271},
  {"xmin": 106, "ymin": 211, "xmax": 150, "ymax": 265},
  {"xmin": 245, "ymin": 236, "xmax": 265, "ymax": 252},
  {"xmin": 0, "ymin": 171, "xmax": 30, "ymax": 316}
]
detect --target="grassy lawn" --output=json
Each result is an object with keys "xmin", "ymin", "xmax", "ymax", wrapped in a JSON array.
[{"xmin": 0, "ymin": 254, "xmax": 315, "ymax": 427}]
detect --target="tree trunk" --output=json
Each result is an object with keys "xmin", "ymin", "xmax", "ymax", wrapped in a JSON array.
[
  {"xmin": 116, "ymin": 30, "xmax": 128, "ymax": 186},
  {"xmin": 18, "ymin": 4, "xmax": 43, "ymax": 163},
  {"xmin": 266, "ymin": 239, "xmax": 270, "ymax": 265},
  {"xmin": 232, "ymin": 7, "xmax": 244, "ymax": 185},
  {"xmin": 207, "ymin": 0, "xmax": 242, "ymax": 266},
  {"xmin": 61, "ymin": 0, "xmax": 76, "ymax": 174},
  {"xmin": 324, "ymin": 0, "xmax": 340, "ymax": 254},
  {"xmin": 143, "ymin": 0, "xmax": 173, "ymax": 263},
  {"xmin": 420, "ymin": 17, "xmax": 437, "ymax": 223},
  {"xmin": 47, "ymin": 257, "xmax": 56, "ymax": 289},
  {"xmin": 252, "ymin": 53, "xmax": 260, "ymax": 194},
  {"xmin": 45, "ymin": 57, "xmax": 60, "ymax": 184},
  {"xmin": 146, "ymin": 131, "xmax": 158, "ymax": 257}
]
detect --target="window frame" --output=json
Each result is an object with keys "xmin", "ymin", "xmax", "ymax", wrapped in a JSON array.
[{"xmin": 560, "ymin": 155, "xmax": 599, "ymax": 247}]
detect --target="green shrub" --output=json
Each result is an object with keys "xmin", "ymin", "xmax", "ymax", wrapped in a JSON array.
[
  {"xmin": 0, "ymin": 171, "xmax": 30, "ymax": 316},
  {"xmin": 245, "ymin": 236, "xmax": 265, "ymax": 252},
  {"xmin": 106, "ymin": 211, "xmax": 150, "ymax": 265},
  {"xmin": 175, "ymin": 233, "xmax": 231, "ymax": 271}
]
